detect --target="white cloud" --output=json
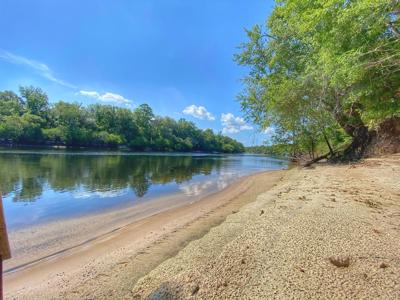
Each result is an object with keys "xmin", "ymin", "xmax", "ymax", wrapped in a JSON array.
[
  {"xmin": 0, "ymin": 49, "xmax": 76, "ymax": 89},
  {"xmin": 182, "ymin": 105, "xmax": 215, "ymax": 121},
  {"xmin": 221, "ymin": 113, "xmax": 253, "ymax": 134},
  {"xmin": 79, "ymin": 90, "xmax": 99, "ymax": 98},
  {"xmin": 1, "ymin": 49, "xmax": 132, "ymax": 106},
  {"xmin": 79, "ymin": 90, "xmax": 131, "ymax": 104}
]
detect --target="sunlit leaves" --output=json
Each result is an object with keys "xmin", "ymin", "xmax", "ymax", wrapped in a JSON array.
[{"xmin": 236, "ymin": 0, "xmax": 400, "ymax": 156}]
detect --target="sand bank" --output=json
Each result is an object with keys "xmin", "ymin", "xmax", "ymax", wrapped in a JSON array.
[
  {"xmin": 7, "ymin": 155, "xmax": 400, "ymax": 299},
  {"xmin": 131, "ymin": 154, "xmax": 400, "ymax": 299},
  {"xmin": 5, "ymin": 170, "xmax": 285, "ymax": 299}
]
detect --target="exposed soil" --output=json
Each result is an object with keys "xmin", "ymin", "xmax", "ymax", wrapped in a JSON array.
[{"xmin": 367, "ymin": 117, "xmax": 400, "ymax": 156}]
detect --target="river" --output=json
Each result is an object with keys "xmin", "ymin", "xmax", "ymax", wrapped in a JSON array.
[{"xmin": 0, "ymin": 149, "xmax": 287, "ymax": 229}]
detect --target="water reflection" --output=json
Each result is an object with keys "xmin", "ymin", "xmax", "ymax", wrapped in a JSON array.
[
  {"xmin": 0, "ymin": 151, "xmax": 287, "ymax": 229},
  {"xmin": 0, "ymin": 153, "xmax": 222, "ymax": 201},
  {"xmin": 179, "ymin": 171, "xmax": 240, "ymax": 196},
  {"xmin": 72, "ymin": 189, "xmax": 128, "ymax": 199}
]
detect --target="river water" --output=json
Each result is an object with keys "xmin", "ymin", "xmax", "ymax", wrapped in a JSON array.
[{"xmin": 0, "ymin": 149, "xmax": 287, "ymax": 229}]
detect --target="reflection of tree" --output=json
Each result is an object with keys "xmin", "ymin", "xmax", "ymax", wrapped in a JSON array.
[
  {"xmin": 13, "ymin": 177, "xmax": 43, "ymax": 202},
  {"xmin": 0, "ymin": 153, "xmax": 224, "ymax": 201},
  {"xmin": 130, "ymin": 174, "xmax": 150, "ymax": 198}
]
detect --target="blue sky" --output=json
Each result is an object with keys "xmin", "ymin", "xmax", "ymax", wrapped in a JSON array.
[{"xmin": 0, "ymin": 0, "xmax": 274, "ymax": 146}]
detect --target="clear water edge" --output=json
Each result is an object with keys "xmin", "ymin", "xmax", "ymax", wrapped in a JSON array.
[{"xmin": 0, "ymin": 149, "xmax": 288, "ymax": 230}]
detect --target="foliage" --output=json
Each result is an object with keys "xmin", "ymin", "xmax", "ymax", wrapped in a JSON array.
[
  {"xmin": 245, "ymin": 144, "xmax": 290, "ymax": 157},
  {"xmin": 0, "ymin": 86, "xmax": 245, "ymax": 153},
  {"xmin": 236, "ymin": 0, "xmax": 400, "ymax": 159},
  {"xmin": 20, "ymin": 86, "xmax": 49, "ymax": 119},
  {"xmin": 0, "ymin": 153, "xmax": 223, "ymax": 201}
]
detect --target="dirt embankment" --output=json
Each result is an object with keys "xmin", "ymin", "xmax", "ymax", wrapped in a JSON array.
[{"xmin": 368, "ymin": 116, "xmax": 400, "ymax": 156}]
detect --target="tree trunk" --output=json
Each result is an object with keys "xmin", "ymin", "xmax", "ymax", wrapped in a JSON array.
[
  {"xmin": 323, "ymin": 131, "xmax": 334, "ymax": 157},
  {"xmin": 311, "ymin": 139, "xmax": 315, "ymax": 159},
  {"xmin": 303, "ymin": 152, "xmax": 330, "ymax": 167},
  {"xmin": 341, "ymin": 124, "xmax": 371, "ymax": 160},
  {"xmin": 333, "ymin": 102, "xmax": 372, "ymax": 161}
]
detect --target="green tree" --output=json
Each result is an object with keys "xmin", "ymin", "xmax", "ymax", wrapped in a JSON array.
[
  {"xmin": 0, "ymin": 91, "xmax": 25, "ymax": 116},
  {"xmin": 131, "ymin": 104, "xmax": 155, "ymax": 149},
  {"xmin": 0, "ymin": 86, "xmax": 245, "ymax": 153},
  {"xmin": 20, "ymin": 86, "xmax": 49, "ymax": 119},
  {"xmin": 0, "ymin": 115, "xmax": 24, "ymax": 142},
  {"xmin": 49, "ymin": 101, "xmax": 93, "ymax": 145},
  {"xmin": 236, "ymin": 0, "xmax": 400, "ymax": 160},
  {"xmin": 88, "ymin": 104, "xmax": 138, "ymax": 143},
  {"xmin": 20, "ymin": 113, "xmax": 44, "ymax": 143}
]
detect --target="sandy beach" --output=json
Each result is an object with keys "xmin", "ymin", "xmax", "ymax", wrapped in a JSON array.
[
  {"xmin": 5, "ymin": 191, "xmax": 211, "ymax": 273},
  {"xmin": 132, "ymin": 154, "xmax": 400, "ymax": 299},
  {"xmin": 5, "ymin": 154, "xmax": 400, "ymax": 299},
  {"xmin": 5, "ymin": 170, "xmax": 285, "ymax": 299}
]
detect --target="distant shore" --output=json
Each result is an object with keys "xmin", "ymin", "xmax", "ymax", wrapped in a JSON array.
[
  {"xmin": 5, "ymin": 170, "xmax": 285, "ymax": 299},
  {"xmin": 0, "ymin": 143, "xmax": 245, "ymax": 154}
]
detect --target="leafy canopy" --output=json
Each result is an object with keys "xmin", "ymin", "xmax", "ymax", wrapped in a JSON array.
[
  {"xmin": 0, "ymin": 86, "xmax": 245, "ymax": 153},
  {"xmin": 236, "ymin": 0, "xmax": 400, "ymax": 157}
]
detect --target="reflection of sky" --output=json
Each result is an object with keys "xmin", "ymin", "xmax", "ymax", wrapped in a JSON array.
[
  {"xmin": 178, "ymin": 155, "xmax": 287, "ymax": 198},
  {"xmin": 72, "ymin": 189, "xmax": 128, "ymax": 199},
  {"xmin": 3, "ymin": 154, "xmax": 287, "ymax": 230},
  {"xmin": 179, "ymin": 171, "xmax": 240, "ymax": 197}
]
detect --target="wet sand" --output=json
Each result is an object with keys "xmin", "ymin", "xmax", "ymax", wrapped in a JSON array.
[
  {"xmin": 5, "ymin": 170, "xmax": 285, "ymax": 299},
  {"xmin": 5, "ymin": 192, "xmax": 200, "ymax": 273}
]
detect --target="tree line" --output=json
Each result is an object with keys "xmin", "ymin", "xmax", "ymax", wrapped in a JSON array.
[
  {"xmin": 0, "ymin": 153, "xmax": 223, "ymax": 201},
  {"xmin": 236, "ymin": 0, "xmax": 399, "ymax": 161},
  {"xmin": 0, "ymin": 87, "xmax": 245, "ymax": 153},
  {"xmin": 245, "ymin": 145, "xmax": 289, "ymax": 158}
]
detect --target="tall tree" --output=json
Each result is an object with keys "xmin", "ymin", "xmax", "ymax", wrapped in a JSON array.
[
  {"xmin": 20, "ymin": 86, "xmax": 49, "ymax": 119},
  {"xmin": 0, "ymin": 86, "xmax": 245, "ymax": 153},
  {"xmin": 236, "ymin": 0, "xmax": 400, "ymax": 160},
  {"xmin": 0, "ymin": 91, "xmax": 25, "ymax": 116}
]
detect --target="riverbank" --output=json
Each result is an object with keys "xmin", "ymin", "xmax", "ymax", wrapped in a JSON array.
[
  {"xmin": 6, "ymin": 155, "xmax": 400, "ymax": 299},
  {"xmin": 5, "ymin": 170, "xmax": 285, "ymax": 299},
  {"xmin": 132, "ymin": 154, "xmax": 400, "ymax": 299}
]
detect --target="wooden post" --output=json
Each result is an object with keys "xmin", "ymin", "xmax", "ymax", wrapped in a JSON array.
[
  {"xmin": 0, "ymin": 194, "xmax": 11, "ymax": 300},
  {"xmin": 0, "ymin": 254, "xmax": 2, "ymax": 300}
]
